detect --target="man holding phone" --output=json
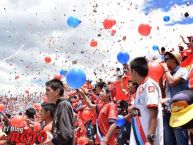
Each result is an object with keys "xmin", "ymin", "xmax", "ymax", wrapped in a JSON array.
[{"xmin": 129, "ymin": 57, "xmax": 163, "ymax": 145}]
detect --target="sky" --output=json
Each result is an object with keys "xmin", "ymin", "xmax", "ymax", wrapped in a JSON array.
[{"xmin": 0, "ymin": 0, "xmax": 192, "ymax": 95}]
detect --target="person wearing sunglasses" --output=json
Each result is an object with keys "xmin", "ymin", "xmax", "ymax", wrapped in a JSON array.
[{"xmin": 161, "ymin": 51, "xmax": 189, "ymax": 145}]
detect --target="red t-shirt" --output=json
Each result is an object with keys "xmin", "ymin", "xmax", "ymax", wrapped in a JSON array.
[
  {"xmin": 183, "ymin": 50, "xmax": 191, "ymax": 57},
  {"xmin": 95, "ymin": 95, "xmax": 103, "ymax": 104},
  {"xmin": 96, "ymin": 102, "xmax": 118, "ymax": 145},
  {"xmin": 75, "ymin": 118, "xmax": 87, "ymax": 141},
  {"xmin": 91, "ymin": 110, "xmax": 97, "ymax": 125}
]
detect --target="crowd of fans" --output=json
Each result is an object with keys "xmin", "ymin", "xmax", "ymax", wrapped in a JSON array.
[
  {"xmin": 0, "ymin": 93, "xmax": 42, "ymax": 116},
  {"xmin": 0, "ymin": 35, "xmax": 192, "ymax": 145}
]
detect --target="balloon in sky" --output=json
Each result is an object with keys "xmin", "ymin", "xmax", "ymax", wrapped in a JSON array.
[
  {"xmin": 152, "ymin": 45, "xmax": 159, "ymax": 51},
  {"xmin": 90, "ymin": 40, "xmax": 98, "ymax": 47},
  {"xmin": 45, "ymin": 56, "xmax": 51, "ymax": 63},
  {"xmin": 67, "ymin": 16, "xmax": 81, "ymax": 28},
  {"xmin": 103, "ymin": 19, "xmax": 116, "ymax": 29},
  {"xmin": 116, "ymin": 115, "xmax": 125, "ymax": 127},
  {"xmin": 111, "ymin": 29, "xmax": 116, "ymax": 36},
  {"xmin": 66, "ymin": 68, "xmax": 86, "ymax": 89},
  {"xmin": 54, "ymin": 74, "xmax": 62, "ymax": 80},
  {"xmin": 138, "ymin": 24, "xmax": 152, "ymax": 36},
  {"xmin": 15, "ymin": 75, "xmax": 19, "ymax": 80},
  {"xmin": 163, "ymin": 16, "xmax": 170, "ymax": 22},
  {"xmin": 60, "ymin": 69, "xmax": 67, "ymax": 76},
  {"xmin": 117, "ymin": 51, "xmax": 130, "ymax": 64}
]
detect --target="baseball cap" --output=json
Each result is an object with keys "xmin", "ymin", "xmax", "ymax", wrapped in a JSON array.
[
  {"xmin": 164, "ymin": 51, "xmax": 182, "ymax": 65},
  {"xmin": 170, "ymin": 90, "xmax": 193, "ymax": 128}
]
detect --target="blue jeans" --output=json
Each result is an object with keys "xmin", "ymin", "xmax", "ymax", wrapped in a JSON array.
[{"xmin": 163, "ymin": 113, "xmax": 188, "ymax": 145}]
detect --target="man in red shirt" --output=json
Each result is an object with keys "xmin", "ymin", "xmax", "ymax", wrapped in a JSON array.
[{"xmin": 78, "ymin": 84, "xmax": 118, "ymax": 145}]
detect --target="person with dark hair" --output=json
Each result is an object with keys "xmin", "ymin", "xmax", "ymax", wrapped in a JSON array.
[
  {"xmin": 78, "ymin": 83, "xmax": 118, "ymax": 145},
  {"xmin": 25, "ymin": 108, "xmax": 36, "ymax": 120},
  {"xmin": 95, "ymin": 82, "xmax": 106, "ymax": 93},
  {"xmin": 38, "ymin": 103, "xmax": 56, "ymax": 143},
  {"xmin": 161, "ymin": 51, "xmax": 189, "ymax": 145},
  {"xmin": 127, "ymin": 80, "xmax": 138, "ymax": 105},
  {"xmin": 94, "ymin": 81, "xmax": 106, "ymax": 104},
  {"xmin": 40, "ymin": 103, "xmax": 55, "ymax": 129},
  {"xmin": 117, "ymin": 100, "xmax": 131, "ymax": 145},
  {"xmin": 158, "ymin": 47, "xmax": 166, "ymax": 61},
  {"xmin": 129, "ymin": 57, "xmax": 163, "ymax": 145},
  {"xmin": 114, "ymin": 67, "xmax": 122, "ymax": 80},
  {"xmin": 42, "ymin": 79, "xmax": 75, "ymax": 145},
  {"xmin": 123, "ymin": 64, "xmax": 130, "ymax": 73}
]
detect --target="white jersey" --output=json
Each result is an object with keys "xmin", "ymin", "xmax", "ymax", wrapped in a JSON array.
[{"xmin": 130, "ymin": 78, "xmax": 163, "ymax": 145}]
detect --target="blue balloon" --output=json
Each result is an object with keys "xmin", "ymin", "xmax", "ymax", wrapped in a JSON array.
[
  {"xmin": 116, "ymin": 115, "xmax": 125, "ymax": 127},
  {"xmin": 67, "ymin": 16, "xmax": 81, "ymax": 28},
  {"xmin": 117, "ymin": 51, "xmax": 130, "ymax": 64},
  {"xmin": 163, "ymin": 16, "xmax": 170, "ymax": 22},
  {"xmin": 66, "ymin": 68, "xmax": 86, "ymax": 89},
  {"xmin": 152, "ymin": 45, "xmax": 159, "ymax": 51},
  {"xmin": 60, "ymin": 69, "xmax": 67, "ymax": 76}
]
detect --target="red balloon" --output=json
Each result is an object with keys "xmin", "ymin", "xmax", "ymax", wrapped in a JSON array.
[
  {"xmin": 0, "ymin": 104, "xmax": 5, "ymax": 112},
  {"xmin": 45, "ymin": 56, "xmax": 51, "ymax": 63},
  {"xmin": 54, "ymin": 74, "xmax": 62, "ymax": 80},
  {"xmin": 82, "ymin": 109, "xmax": 92, "ymax": 121},
  {"xmin": 111, "ymin": 29, "xmax": 116, "ymax": 36},
  {"xmin": 10, "ymin": 115, "xmax": 25, "ymax": 128},
  {"xmin": 148, "ymin": 61, "xmax": 164, "ymax": 82},
  {"xmin": 90, "ymin": 40, "xmax": 97, "ymax": 47},
  {"xmin": 33, "ymin": 103, "xmax": 41, "ymax": 110},
  {"xmin": 138, "ymin": 24, "xmax": 152, "ymax": 36},
  {"xmin": 103, "ymin": 19, "xmax": 116, "ymax": 29},
  {"xmin": 15, "ymin": 75, "xmax": 19, "ymax": 79}
]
